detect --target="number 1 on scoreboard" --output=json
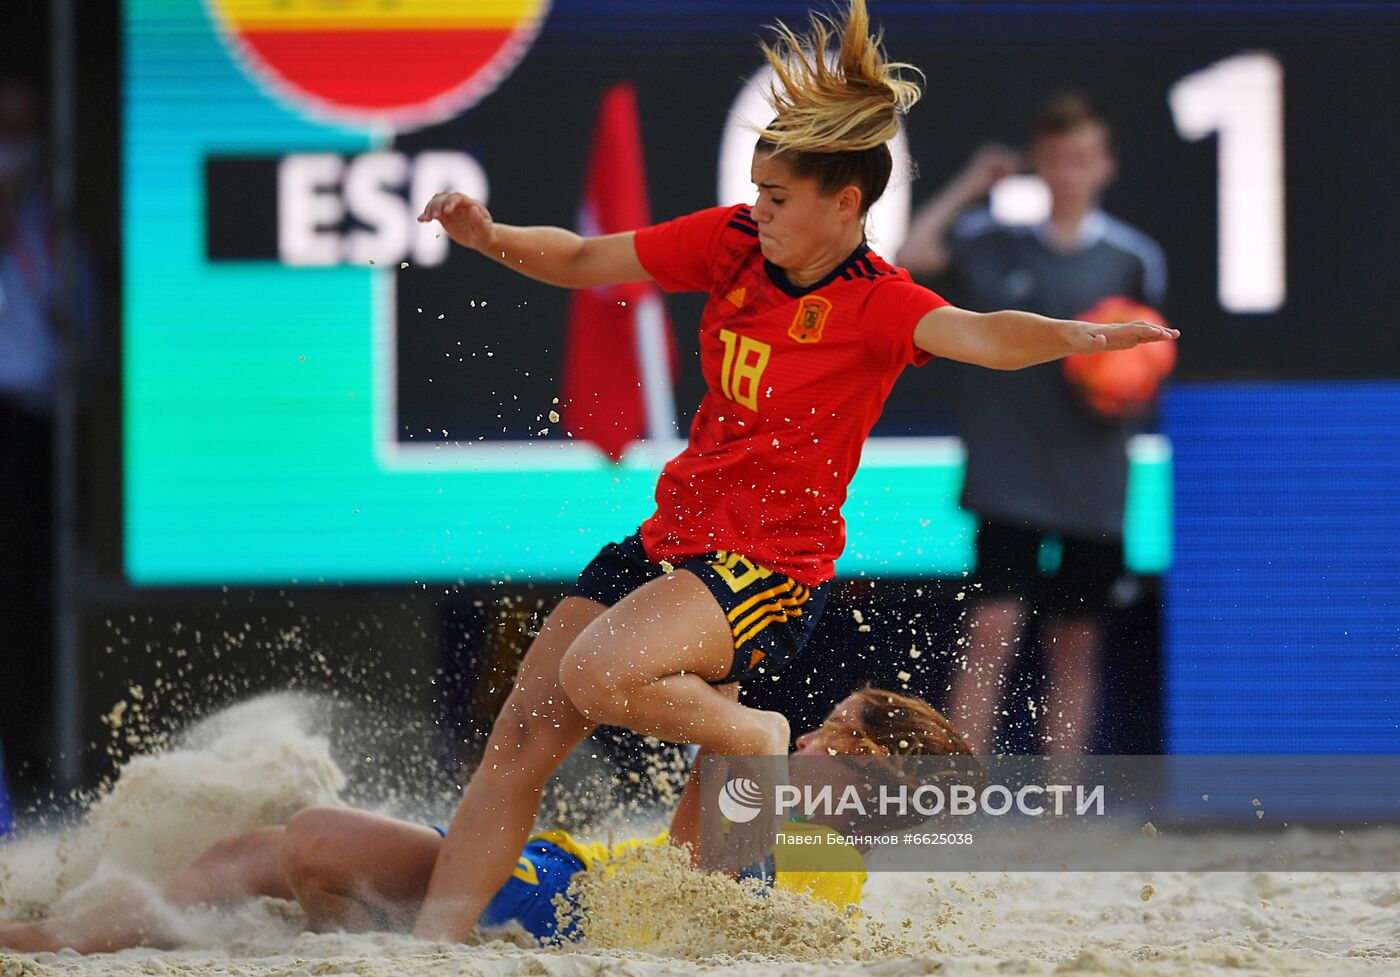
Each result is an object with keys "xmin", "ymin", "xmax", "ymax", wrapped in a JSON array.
[{"xmin": 1170, "ymin": 52, "xmax": 1286, "ymax": 314}]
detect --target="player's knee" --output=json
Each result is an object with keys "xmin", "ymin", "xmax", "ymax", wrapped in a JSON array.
[
  {"xmin": 480, "ymin": 694, "xmax": 576, "ymax": 775},
  {"xmin": 279, "ymin": 806, "xmax": 341, "ymax": 892},
  {"xmin": 557, "ymin": 645, "xmax": 618, "ymax": 724},
  {"xmin": 193, "ymin": 827, "xmax": 273, "ymax": 871}
]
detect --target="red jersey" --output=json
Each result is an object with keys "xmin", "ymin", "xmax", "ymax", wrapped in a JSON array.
[{"xmin": 632, "ymin": 204, "xmax": 949, "ymax": 586}]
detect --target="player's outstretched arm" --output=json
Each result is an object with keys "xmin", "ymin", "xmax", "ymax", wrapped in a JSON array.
[
  {"xmin": 417, "ymin": 191, "xmax": 650, "ymax": 290},
  {"xmin": 912, "ymin": 305, "xmax": 1179, "ymax": 371}
]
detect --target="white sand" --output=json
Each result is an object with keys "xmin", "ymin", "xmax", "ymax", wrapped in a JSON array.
[{"xmin": 2, "ymin": 696, "xmax": 1396, "ymax": 977}]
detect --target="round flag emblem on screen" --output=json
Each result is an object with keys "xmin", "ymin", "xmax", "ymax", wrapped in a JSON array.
[{"xmin": 205, "ymin": 0, "xmax": 551, "ymax": 130}]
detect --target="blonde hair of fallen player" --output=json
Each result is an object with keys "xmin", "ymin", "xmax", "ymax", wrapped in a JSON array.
[{"xmin": 410, "ymin": 0, "xmax": 1176, "ymax": 942}]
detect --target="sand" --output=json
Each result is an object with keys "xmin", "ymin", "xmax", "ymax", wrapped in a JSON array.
[{"xmin": 2, "ymin": 696, "xmax": 1397, "ymax": 977}]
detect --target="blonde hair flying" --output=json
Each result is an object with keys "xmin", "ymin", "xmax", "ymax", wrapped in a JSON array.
[{"xmin": 759, "ymin": 0, "xmax": 923, "ymax": 155}]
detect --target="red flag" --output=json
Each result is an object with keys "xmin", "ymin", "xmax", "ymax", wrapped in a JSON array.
[{"xmin": 561, "ymin": 82, "xmax": 675, "ymax": 461}]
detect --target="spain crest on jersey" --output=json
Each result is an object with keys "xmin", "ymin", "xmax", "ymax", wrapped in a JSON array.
[{"xmin": 789, "ymin": 295, "xmax": 832, "ymax": 344}]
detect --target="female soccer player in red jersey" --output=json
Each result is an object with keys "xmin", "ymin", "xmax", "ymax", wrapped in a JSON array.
[{"xmin": 411, "ymin": 0, "xmax": 1177, "ymax": 940}]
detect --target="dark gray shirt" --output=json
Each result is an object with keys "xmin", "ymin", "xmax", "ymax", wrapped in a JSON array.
[{"xmin": 942, "ymin": 208, "xmax": 1167, "ymax": 539}]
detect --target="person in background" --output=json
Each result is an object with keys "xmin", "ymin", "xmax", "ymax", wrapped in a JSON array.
[
  {"xmin": 897, "ymin": 94, "xmax": 1168, "ymax": 756},
  {"xmin": 0, "ymin": 78, "xmax": 57, "ymax": 805}
]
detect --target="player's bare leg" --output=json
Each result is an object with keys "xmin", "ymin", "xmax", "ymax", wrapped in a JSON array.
[
  {"xmin": 947, "ymin": 596, "xmax": 1026, "ymax": 755},
  {"xmin": 667, "ymin": 679, "xmax": 741, "ymax": 853},
  {"xmin": 559, "ymin": 570, "xmax": 789, "ymax": 758},
  {"xmin": 0, "ymin": 826, "xmax": 291, "ymax": 954},
  {"xmin": 0, "ymin": 810, "xmax": 451, "ymax": 954},
  {"xmin": 278, "ymin": 807, "xmax": 444, "ymax": 932},
  {"xmin": 413, "ymin": 596, "xmax": 603, "ymax": 941},
  {"xmin": 1042, "ymin": 616, "xmax": 1101, "ymax": 756},
  {"xmin": 668, "ymin": 729, "xmax": 736, "ymax": 864},
  {"xmin": 559, "ymin": 572, "xmax": 788, "ymax": 869}
]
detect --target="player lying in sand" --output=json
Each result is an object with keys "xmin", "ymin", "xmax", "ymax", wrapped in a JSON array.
[
  {"xmin": 408, "ymin": 0, "xmax": 1177, "ymax": 943},
  {"xmin": 0, "ymin": 688, "xmax": 972, "ymax": 954}
]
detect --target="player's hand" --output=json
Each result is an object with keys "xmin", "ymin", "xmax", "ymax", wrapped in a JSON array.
[
  {"xmin": 417, "ymin": 192, "xmax": 495, "ymax": 251},
  {"xmin": 1070, "ymin": 320, "xmax": 1180, "ymax": 354},
  {"xmin": 961, "ymin": 144, "xmax": 1022, "ymax": 195}
]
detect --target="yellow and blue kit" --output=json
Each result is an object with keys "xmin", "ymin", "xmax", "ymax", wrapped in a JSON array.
[
  {"xmin": 477, "ymin": 831, "xmax": 590, "ymax": 942},
  {"xmin": 437, "ymin": 823, "xmax": 866, "ymax": 944}
]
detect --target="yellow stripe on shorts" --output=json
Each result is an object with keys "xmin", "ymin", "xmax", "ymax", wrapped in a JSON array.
[
  {"xmin": 731, "ymin": 584, "xmax": 809, "ymax": 636},
  {"xmin": 732, "ymin": 585, "xmax": 811, "ymax": 650},
  {"xmin": 734, "ymin": 605, "xmax": 806, "ymax": 650},
  {"xmin": 727, "ymin": 579, "xmax": 797, "ymax": 623}
]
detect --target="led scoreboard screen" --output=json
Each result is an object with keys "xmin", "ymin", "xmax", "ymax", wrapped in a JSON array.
[{"xmin": 124, "ymin": 1, "xmax": 1400, "ymax": 586}]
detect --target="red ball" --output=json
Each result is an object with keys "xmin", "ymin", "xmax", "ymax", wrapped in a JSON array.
[{"xmin": 1062, "ymin": 297, "xmax": 1177, "ymax": 418}]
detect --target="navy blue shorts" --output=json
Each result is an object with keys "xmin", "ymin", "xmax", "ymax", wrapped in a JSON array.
[
  {"xmin": 573, "ymin": 533, "xmax": 829, "ymax": 685},
  {"xmin": 974, "ymin": 519, "xmax": 1126, "ymax": 618}
]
